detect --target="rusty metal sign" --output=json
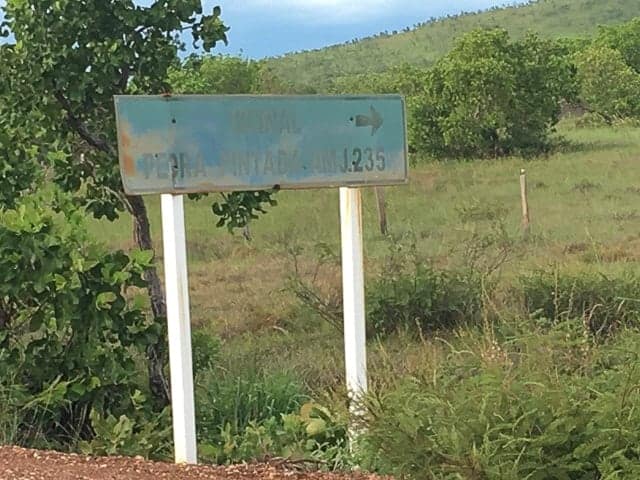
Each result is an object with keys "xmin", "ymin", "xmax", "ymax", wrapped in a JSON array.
[{"xmin": 114, "ymin": 95, "xmax": 407, "ymax": 194}]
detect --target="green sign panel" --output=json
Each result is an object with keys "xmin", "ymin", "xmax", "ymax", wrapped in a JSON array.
[{"xmin": 114, "ymin": 95, "xmax": 408, "ymax": 194}]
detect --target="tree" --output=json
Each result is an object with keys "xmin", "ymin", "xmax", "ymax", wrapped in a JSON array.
[
  {"xmin": 596, "ymin": 18, "xmax": 640, "ymax": 74},
  {"xmin": 328, "ymin": 64, "xmax": 429, "ymax": 96},
  {"xmin": 168, "ymin": 55, "xmax": 262, "ymax": 95},
  {"xmin": 574, "ymin": 45, "xmax": 640, "ymax": 122},
  {"xmin": 0, "ymin": 0, "xmax": 273, "ymax": 406},
  {"xmin": 169, "ymin": 53, "xmax": 313, "ymax": 96},
  {"xmin": 0, "ymin": 116, "xmax": 42, "ymax": 208},
  {"xmin": 409, "ymin": 29, "xmax": 575, "ymax": 158}
]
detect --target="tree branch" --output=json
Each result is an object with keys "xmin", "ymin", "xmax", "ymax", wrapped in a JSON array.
[
  {"xmin": 117, "ymin": 64, "xmax": 130, "ymax": 92},
  {"xmin": 54, "ymin": 90, "xmax": 116, "ymax": 157}
]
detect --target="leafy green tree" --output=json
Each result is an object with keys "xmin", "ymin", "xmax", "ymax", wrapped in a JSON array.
[
  {"xmin": 0, "ymin": 1, "xmax": 273, "ymax": 405},
  {"xmin": 169, "ymin": 53, "xmax": 312, "ymax": 96},
  {"xmin": 574, "ymin": 45, "xmax": 640, "ymax": 122},
  {"xmin": 555, "ymin": 36, "xmax": 592, "ymax": 56},
  {"xmin": 169, "ymin": 55, "xmax": 262, "ymax": 95},
  {"xmin": 595, "ymin": 17, "xmax": 640, "ymax": 74},
  {"xmin": 328, "ymin": 64, "xmax": 429, "ymax": 96},
  {"xmin": 0, "ymin": 191, "xmax": 159, "ymax": 448},
  {"xmin": 410, "ymin": 29, "xmax": 575, "ymax": 158},
  {"xmin": 0, "ymin": 121, "xmax": 42, "ymax": 207}
]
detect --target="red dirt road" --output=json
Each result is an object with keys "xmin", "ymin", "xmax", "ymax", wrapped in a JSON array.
[{"xmin": 0, "ymin": 446, "xmax": 392, "ymax": 480}]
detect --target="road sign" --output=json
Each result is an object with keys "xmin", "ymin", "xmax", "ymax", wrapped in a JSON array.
[
  {"xmin": 114, "ymin": 95, "xmax": 407, "ymax": 194},
  {"xmin": 113, "ymin": 94, "xmax": 409, "ymax": 464}
]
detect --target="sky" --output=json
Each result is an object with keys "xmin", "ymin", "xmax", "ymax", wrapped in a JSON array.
[
  {"xmin": 0, "ymin": 0, "xmax": 520, "ymax": 59},
  {"xmin": 214, "ymin": 0, "xmax": 518, "ymax": 58}
]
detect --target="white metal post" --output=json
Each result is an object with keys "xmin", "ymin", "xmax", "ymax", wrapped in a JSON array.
[
  {"xmin": 339, "ymin": 187, "xmax": 368, "ymax": 421},
  {"xmin": 161, "ymin": 194, "xmax": 197, "ymax": 464}
]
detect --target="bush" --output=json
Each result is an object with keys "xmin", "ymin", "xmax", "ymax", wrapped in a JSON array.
[
  {"xmin": 192, "ymin": 329, "xmax": 222, "ymax": 373},
  {"xmin": 595, "ymin": 17, "xmax": 640, "ymax": 74},
  {"xmin": 77, "ymin": 399, "xmax": 171, "ymax": 459},
  {"xmin": 194, "ymin": 363, "xmax": 351, "ymax": 466},
  {"xmin": 169, "ymin": 54, "xmax": 261, "ymax": 95},
  {"xmin": 574, "ymin": 45, "xmax": 640, "ymax": 122},
  {"xmin": 368, "ymin": 264, "xmax": 484, "ymax": 335},
  {"xmin": 199, "ymin": 401, "xmax": 350, "ymax": 468},
  {"xmin": 195, "ymin": 366, "xmax": 306, "ymax": 457},
  {"xmin": 409, "ymin": 29, "xmax": 575, "ymax": 158},
  {"xmin": 360, "ymin": 327, "xmax": 640, "ymax": 479},
  {"xmin": 520, "ymin": 269, "xmax": 640, "ymax": 337},
  {"xmin": 0, "ymin": 192, "xmax": 160, "ymax": 450}
]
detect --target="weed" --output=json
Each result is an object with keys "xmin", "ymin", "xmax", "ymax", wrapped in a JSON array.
[
  {"xmin": 360, "ymin": 327, "xmax": 640, "ymax": 479},
  {"xmin": 520, "ymin": 268, "xmax": 640, "ymax": 337},
  {"xmin": 368, "ymin": 237, "xmax": 485, "ymax": 335},
  {"xmin": 573, "ymin": 179, "xmax": 601, "ymax": 192}
]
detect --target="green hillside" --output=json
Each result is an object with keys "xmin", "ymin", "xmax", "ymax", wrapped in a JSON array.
[{"xmin": 267, "ymin": 0, "xmax": 639, "ymax": 90}]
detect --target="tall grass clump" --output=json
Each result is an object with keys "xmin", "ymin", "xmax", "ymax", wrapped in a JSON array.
[
  {"xmin": 196, "ymin": 367, "xmax": 308, "ymax": 442},
  {"xmin": 360, "ymin": 322, "xmax": 640, "ymax": 479},
  {"xmin": 368, "ymin": 264, "xmax": 484, "ymax": 334},
  {"xmin": 193, "ymin": 346, "xmax": 350, "ymax": 466},
  {"xmin": 521, "ymin": 268, "xmax": 640, "ymax": 336}
]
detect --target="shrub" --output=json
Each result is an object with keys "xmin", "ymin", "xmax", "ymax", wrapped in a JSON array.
[
  {"xmin": 0, "ymin": 192, "xmax": 159, "ymax": 449},
  {"xmin": 77, "ymin": 399, "xmax": 171, "ymax": 459},
  {"xmin": 574, "ymin": 45, "xmax": 640, "ymax": 122},
  {"xmin": 520, "ymin": 269, "xmax": 640, "ymax": 336},
  {"xmin": 409, "ymin": 29, "xmax": 575, "ymax": 158},
  {"xmin": 368, "ymin": 264, "xmax": 484, "ymax": 335},
  {"xmin": 360, "ymin": 327, "xmax": 640, "ymax": 479},
  {"xmin": 191, "ymin": 329, "xmax": 222, "ymax": 373},
  {"xmin": 200, "ymin": 401, "xmax": 349, "ymax": 468}
]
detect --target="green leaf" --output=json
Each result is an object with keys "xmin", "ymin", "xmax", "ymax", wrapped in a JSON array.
[{"xmin": 96, "ymin": 291, "xmax": 117, "ymax": 309}]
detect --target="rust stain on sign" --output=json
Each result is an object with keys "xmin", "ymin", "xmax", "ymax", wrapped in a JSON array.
[{"xmin": 118, "ymin": 124, "xmax": 136, "ymax": 177}]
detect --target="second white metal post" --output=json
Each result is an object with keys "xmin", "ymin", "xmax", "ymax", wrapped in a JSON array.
[
  {"xmin": 339, "ymin": 187, "xmax": 368, "ymax": 418},
  {"xmin": 161, "ymin": 194, "xmax": 197, "ymax": 464}
]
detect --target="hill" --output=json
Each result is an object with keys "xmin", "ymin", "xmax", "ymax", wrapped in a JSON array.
[{"xmin": 266, "ymin": 0, "xmax": 640, "ymax": 90}]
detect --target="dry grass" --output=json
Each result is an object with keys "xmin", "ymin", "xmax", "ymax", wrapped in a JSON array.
[{"xmin": 86, "ymin": 122, "xmax": 640, "ymax": 387}]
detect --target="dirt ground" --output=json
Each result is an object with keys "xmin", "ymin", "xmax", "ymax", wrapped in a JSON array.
[{"xmin": 0, "ymin": 446, "xmax": 392, "ymax": 480}]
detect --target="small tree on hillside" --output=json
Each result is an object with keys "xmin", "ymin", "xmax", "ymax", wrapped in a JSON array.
[
  {"xmin": 574, "ymin": 45, "xmax": 640, "ymax": 122},
  {"xmin": 169, "ymin": 53, "xmax": 312, "ymax": 96},
  {"xmin": 596, "ymin": 17, "xmax": 640, "ymax": 74},
  {"xmin": 168, "ymin": 55, "xmax": 262, "ymax": 95},
  {"xmin": 409, "ymin": 29, "xmax": 575, "ymax": 159}
]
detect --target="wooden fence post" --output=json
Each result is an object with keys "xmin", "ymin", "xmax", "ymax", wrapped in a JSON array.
[
  {"xmin": 520, "ymin": 168, "xmax": 531, "ymax": 237},
  {"xmin": 374, "ymin": 187, "xmax": 388, "ymax": 236}
]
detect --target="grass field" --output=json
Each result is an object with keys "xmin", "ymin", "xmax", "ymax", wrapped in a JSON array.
[{"xmin": 88, "ymin": 120, "xmax": 640, "ymax": 392}]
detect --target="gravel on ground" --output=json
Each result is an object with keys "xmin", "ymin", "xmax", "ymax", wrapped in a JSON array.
[{"xmin": 0, "ymin": 446, "xmax": 392, "ymax": 480}]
